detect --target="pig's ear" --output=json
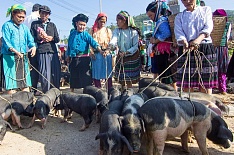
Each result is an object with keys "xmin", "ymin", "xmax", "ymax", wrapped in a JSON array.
[
  {"xmin": 95, "ymin": 133, "xmax": 107, "ymax": 140},
  {"xmin": 120, "ymin": 135, "xmax": 133, "ymax": 153},
  {"xmin": 118, "ymin": 116, "xmax": 124, "ymax": 127},
  {"xmin": 140, "ymin": 118, "xmax": 146, "ymax": 133},
  {"xmin": 218, "ymin": 126, "xmax": 233, "ymax": 142}
]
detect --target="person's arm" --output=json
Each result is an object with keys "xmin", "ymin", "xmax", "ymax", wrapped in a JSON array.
[
  {"xmin": 189, "ymin": 7, "xmax": 213, "ymax": 50},
  {"xmin": 25, "ymin": 25, "xmax": 36, "ymax": 57},
  {"xmin": 125, "ymin": 29, "xmax": 139, "ymax": 56},
  {"xmin": 2, "ymin": 23, "xmax": 14, "ymax": 51},
  {"xmin": 155, "ymin": 20, "xmax": 171, "ymax": 41},
  {"xmin": 88, "ymin": 29, "xmax": 95, "ymax": 55},
  {"xmin": 52, "ymin": 23, "xmax": 60, "ymax": 43},
  {"xmin": 108, "ymin": 28, "xmax": 118, "ymax": 51},
  {"xmin": 174, "ymin": 13, "xmax": 188, "ymax": 47},
  {"xmin": 199, "ymin": 6, "xmax": 213, "ymax": 39},
  {"xmin": 86, "ymin": 32, "xmax": 102, "ymax": 53},
  {"xmin": 45, "ymin": 23, "xmax": 60, "ymax": 43},
  {"xmin": 30, "ymin": 21, "xmax": 41, "ymax": 43}
]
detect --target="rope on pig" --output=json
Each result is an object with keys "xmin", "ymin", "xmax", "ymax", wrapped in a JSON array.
[
  {"xmin": 180, "ymin": 49, "xmax": 190, "ymax": 98},
  {"xmin": 105, "ymin": 57, "xmax": 108, "ymax": 92},
  {"xmin": 140, "ymin": 51, "xmax": 188, "ymax": 93},
  {"xmin": 197, "ymin": 50, "xmax": 214, "ymax": 91},
  {"xmin": 7, "ymin": 55, "xmax": 29, "ymax": 82},
  {"xmin": 121, "ymin": 57, "xmax": 128, "ymax": 88},
  {"xmin": 179, "ymin": 48, "xmax": 214, "ymax": 95},
  {"xmin": 0, "ymin": 95, "xmax": 13, "ymax": 114},
  {"xmin": 115, "ymin": 57, "xmax": 127, "ymax": 90},
  {"xmin": 30, "ymin": 87, "xmax": 44, "ymax": 95},
  {"xmin": 159, "ymin": 54, "xmax": 190, "ymax": 84},
  {"xmin": 28, "ymin": 61, "xmax": 57, "ymax": 89},
  {"xmin": 188, "ymin": 49, "xmax": 191, "ymax": 99},
  {"xmin": 101, "ymin": 56, "xmax": 122, "ymax": 90}
]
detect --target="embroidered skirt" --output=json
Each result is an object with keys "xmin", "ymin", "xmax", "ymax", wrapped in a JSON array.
[
  {"xmin": 176, "ymin": 43, "xmax": 218, "ymax": 88},
  {"xmin": 114, "ymin": 50, "xmax": 141, "ymax": 84}
]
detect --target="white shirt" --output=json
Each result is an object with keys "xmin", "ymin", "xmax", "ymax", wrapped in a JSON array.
[
  {"xmin": 174, "ymin": 6, "xmax": 213, "ymax": 45},
  {"xmin": 24, "ymin": 11, "xmax": 39, "ymax": 28}
]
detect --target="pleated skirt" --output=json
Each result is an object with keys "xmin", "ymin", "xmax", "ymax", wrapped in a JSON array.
[{"xmin": 176, "ymin": 43, "xmax": 218, "ymax": 88}]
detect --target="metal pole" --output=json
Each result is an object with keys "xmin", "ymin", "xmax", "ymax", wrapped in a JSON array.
[{"xmin": 99, "ymin": 0, "xmax": 102, "ymax": 13}]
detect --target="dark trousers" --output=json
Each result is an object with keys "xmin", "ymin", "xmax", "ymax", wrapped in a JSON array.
[
  {"xmin": 0, "ymin": 55, "xmax": 4, "ymax": 91},
  {"xmin": 28, "ymin": 52, "xmax": 39, "ymax": 92},
  {"xmin": 38, "ymin": 53, "xmax": 61, "ymax": 93}
]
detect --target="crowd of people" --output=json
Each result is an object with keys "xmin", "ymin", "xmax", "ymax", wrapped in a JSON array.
[{"xmin": 0, "ymin": 0, "xmax": 233, "ymax": 96}]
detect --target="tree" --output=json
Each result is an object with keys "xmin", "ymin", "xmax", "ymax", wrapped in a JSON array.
[{"xmin": 107, "ymin": 23, "xmax": 117, "ymax": 31}]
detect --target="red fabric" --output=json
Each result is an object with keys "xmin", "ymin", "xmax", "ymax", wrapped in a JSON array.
[
  {"xmin": 60, "ymin": 47, "xmax": 65, "ymax": 53},
  {"xmin": 92, "ymin": 12, "xmax": 107, "ymax": 33},
  {"xmin": 156, "ymin": 42, "xmax": 171, "ymax": 54}
]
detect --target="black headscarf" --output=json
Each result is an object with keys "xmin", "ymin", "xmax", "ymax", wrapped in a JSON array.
[{"xmin": 72, "ymin": 13, "xmax": 89, "ymax": 29}]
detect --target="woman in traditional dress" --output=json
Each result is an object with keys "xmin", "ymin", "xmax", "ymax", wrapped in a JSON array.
[
  {"xmin": 107, "ymin": 10, "xmax": 141, "ymax": 89},
  {"xmin": 146, "ymin": 1, "xmax": 178, "ymax": 90},
  {"xmin": 30, "ymin": 5, "xmax": 61, "ymax": 93},
  {"xmin": 66, "ymin": 14, "xmax": 104, "ymax": 92},
  {"xmin": 214, "ymin": 10, "xmax": 232, "ymax": 94},
  {"xmin": 1, "ymin": 4, "xmax": 36, "ymax": 94},
  {"xmin": 90, "ymin": 13, "xmax": 113, "ymax": 90},
  {"xmin": 174, "ymin": 0, "xmax": 218, "ymax": 95}
]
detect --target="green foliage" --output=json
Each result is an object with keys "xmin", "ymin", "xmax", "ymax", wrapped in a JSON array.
[
  {"xmin": 133, "ymin": 13, "xmax": 149, "ymax": 34},
  {"xmin": 107, "ymin": 23, "xmax": 118, "ymax": 31}
]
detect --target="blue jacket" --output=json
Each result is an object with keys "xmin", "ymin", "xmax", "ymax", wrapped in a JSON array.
[
  {"xmin": 67, "ymin": 30, "xmax": 99, "ymax": 57},
  {"xmin": 1, "ymin": 20, "xmax": 35, "ymax": 55}
]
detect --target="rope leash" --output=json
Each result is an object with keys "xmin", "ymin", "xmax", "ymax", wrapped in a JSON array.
[
  {"xmin": 140, "ymin": 51, "xmax": 187, "ymax": 93},
  {"xmin": 0, "ymin": 95, "xmax": 13, "ymax": 115}
]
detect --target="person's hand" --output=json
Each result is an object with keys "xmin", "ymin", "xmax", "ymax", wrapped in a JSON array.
[
  {"xmin": 16, "ymin": 52, "xmax": 24, "ymax": 59},
  {"xmin": 189, "ymin": 40, "xmax": 200, "ymax": 51},
  {"xmin": 150, "ymin": 37, "xmax": 156, "ymax": 44},
  {"xmin": 29, "ymin": 47, "xmax": 36, "ymax": 57},
  {"xmin": 99, "ymin": 50, "xmax": 105, "ymax": 56},
  {"xmin": 119, "ymin": 51, "xmax": 126, "ymax": 57},
  {"xmin": 65, "ymin": 56, "xmax": 71, "ymax": 63},
  {"xmin": 44, "ymin": 36, "xmax": 53, "ymax": 42},
  {"xmin": 103, "ymin": 49, "xmax": 110, "ymax": 57},
  {"xmin": 90, "ymin": 52, "xmax": 96, "ymax": 59},
  {"xmin": 178, "ymin": 39, "xmax": 189, "ymax": 51}
]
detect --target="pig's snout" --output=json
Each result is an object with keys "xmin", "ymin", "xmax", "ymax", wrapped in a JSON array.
[
  {"xmin": 223, "ymin": 140, "xmax": 232, "ymax": 149},
  {"xmin": 132, "ymin": 144, "xmax": 141, "ymax": 152}
]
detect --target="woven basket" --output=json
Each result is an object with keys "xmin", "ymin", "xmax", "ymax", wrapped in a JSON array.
[
  {"xmin": 211, "ymin": 16, "xmax": 227, "ymax": 47},
  {"xmin": 168, "ymin": 14, "xmax": 178, "ymax": 44},
  {"xmin": 168, "ymin": 14, "xmax": 226, "ymax": 46}
]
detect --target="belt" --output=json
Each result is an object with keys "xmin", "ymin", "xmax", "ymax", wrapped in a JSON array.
[{"xmin": 75, "ymin": 54, "xmax": 89, "ymax": 57}]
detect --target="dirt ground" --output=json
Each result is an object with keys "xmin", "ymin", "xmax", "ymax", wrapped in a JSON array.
[{"xmin": 1, "ymin": 75, "xmax": 234, "ymax": 155}]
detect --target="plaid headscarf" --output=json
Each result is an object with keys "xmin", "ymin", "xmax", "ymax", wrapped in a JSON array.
[
  {"xmin": 6, "ymin": 4, "xmax": 26, "ymax": 17},
  {"xmin": 117, "ymin": 10, "xmax": 136, "ymax": 28}
]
